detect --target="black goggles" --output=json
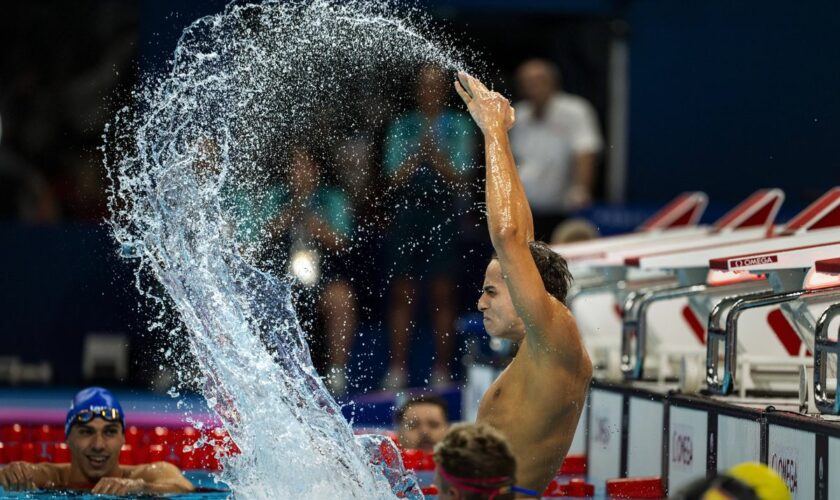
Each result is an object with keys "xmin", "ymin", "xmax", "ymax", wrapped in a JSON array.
[{"xmin": 74, "ymin": 408, "xmax": 122, "ymax": 425}]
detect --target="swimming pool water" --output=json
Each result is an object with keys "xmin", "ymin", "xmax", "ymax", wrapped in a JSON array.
[{"xmin": 0, "ymin": 471, "xmax": 229, "ymax": 499}]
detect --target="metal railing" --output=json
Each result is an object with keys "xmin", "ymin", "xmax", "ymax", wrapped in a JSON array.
[
  {"xmin": 813, "ymin": 303, "xmax": 840, "ymax": 414},
  {"xmin": 620, "ymin": 279, "xmax": 770, "ymax": 380},
  {"xmin": 705, "ymin": 289, "xmax": 779, "ymax": 394},
  {"xmin": 705, "ymin": 286, "xmax": 840, "ymax": 395},
  {"xmin": 620, "ymin": 283, "xmax": 708, "ymax": 380}
]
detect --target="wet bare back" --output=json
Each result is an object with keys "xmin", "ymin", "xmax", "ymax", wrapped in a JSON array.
[{"xmin": 456, "ymin": 72, "xmax": 592, "ymax": 495}]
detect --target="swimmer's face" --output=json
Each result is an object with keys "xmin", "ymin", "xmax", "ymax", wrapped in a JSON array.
[
  {"xmin": 517, "ymin": 60, "xmax": 557, "ymax": 108},
  {"xmin": 477, "ymin": 260, "xmax": 526, "ymax": 342},
  {"xmin": 398, "ymin": 403, "xmax": 448, "ymax": 452},
  {"xmin": 67, "ymin": 418, "xmax": 125, "ymax": 482}
]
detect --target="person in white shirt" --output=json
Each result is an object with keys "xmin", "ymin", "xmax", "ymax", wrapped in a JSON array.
[{"xmin": 511, "ymin": 59, "xmax": 603, "ymax": 240}]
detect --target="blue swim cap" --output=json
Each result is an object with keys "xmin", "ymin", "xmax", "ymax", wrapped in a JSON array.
[{"xmin": 65, "ymin": 387, "xmax": 126, "ymax": 438}]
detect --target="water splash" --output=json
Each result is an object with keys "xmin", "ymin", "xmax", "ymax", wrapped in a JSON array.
[{"xmin": 104, "ymin": 0, "xmax": 472, "ymax": 497}]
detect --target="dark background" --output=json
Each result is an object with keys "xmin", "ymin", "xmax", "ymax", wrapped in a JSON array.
[{"xmin": 2, "ymin": 0, "xmax": 838, "ymax": 388}]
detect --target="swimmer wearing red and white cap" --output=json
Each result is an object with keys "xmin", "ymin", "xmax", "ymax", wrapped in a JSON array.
[
  {"xmin": 0, "ymin": 387, "xmax": 194, "ymax": 495},
  {"xmin": 455, "ymin": 72, "xmax": 593, "ymax": 496}
]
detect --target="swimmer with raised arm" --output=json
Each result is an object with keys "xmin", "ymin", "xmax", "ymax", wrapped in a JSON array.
[{"xmin": 455, "ymin": 72, "xmax": 593, "ymax": 496}]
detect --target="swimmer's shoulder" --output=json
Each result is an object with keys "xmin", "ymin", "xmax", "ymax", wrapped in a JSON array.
[
  {"xmin": 125, "ymin": 460, "xmax": 184, "ymax": 480},
  {"xmin": 34, "ymin": 462, "xmax": 68, "ymax": 489}
]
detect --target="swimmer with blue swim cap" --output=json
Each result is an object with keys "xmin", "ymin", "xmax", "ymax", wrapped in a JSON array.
[
  {"xmin": 65, "ymin": 386, "xmax": 126, "ymax": 438},
  {"xmin": 0, "ymin": 387, "xmax": 194, "ymax": 495}
]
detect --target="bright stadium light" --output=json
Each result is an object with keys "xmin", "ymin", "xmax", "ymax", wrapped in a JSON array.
[{"xmin": 290, "ymin": 248, "xmax": 320, "ymax": 287}]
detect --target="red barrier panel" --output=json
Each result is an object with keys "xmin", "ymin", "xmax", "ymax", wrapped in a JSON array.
[
  {"xmin": 176, "ymin": 426, "xmax": 200, "ymax": 448},
  {"xmin": 544, "ymin": 478, "xmax": 595, "ymax": 498},
  {"xmin": 150, "ymin": 427, "xmax": 170, "ymax": 446},
  {"xmin": 559, "ymin": 454, "xmax": 587, "ymax": 476},
  {"xmin": 0, "ymin": 442, "xmax": 6, "ymax": 464},
  {"xmin": 179, "ymin": 445, "xmax": 198, "ymax": 470},
  {"xmin": 400, "ymin": 449, "xmax": 435, "ymax": 471},
  {"xmin": 146, "ymin": 444, "xmax": 167, "ymax": 463},
  {"xmin": 420, "ymin": 485, "xmax": 439, "ymax": 496},
  {"xmin": 179, "ymin": 444, "xmax": 218, "ymax": 470},
  {"xmin": 3, "ymin": 442, "xmax": 21, "ymax": 462},
  {"xmin": 52, "ymin": 443, "xmax": 71, "ymax": 463},
  {"xmin": 1, "ymin": 424, "xmax": 27, "ymax": 443},
  {"xmin": 377, "ymin": 440, "xmax": 400, "ymax": 467},
  {"xmin": 119, "ymin": 444, "xmax": 135, "ymax": 465},
  {"xmin": 606, "ymin": 477, "xmax": 664, "ymax": 499},
  {"xmin": 34, "ymin": 425, "xmax": 63, "ymax": 443},
  {"xmin": 21, "ymin": 442, "xmax": 36, "ymax": 463},
  {"xmin": 125, "ymin": 426, "xmax": 144, "ymax": 448}
]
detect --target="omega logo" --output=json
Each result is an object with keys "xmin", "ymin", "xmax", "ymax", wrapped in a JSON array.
[
  {"xmin": 770, "ymin": 452, "xmax": 798, "ymax": 494},
  {"xmin": 671, "ymin": 431, "xmax": 693, "ymax": 466},
  {"xmin": 729, "ymin": 255, "xmax": 778, "ymax": 268}
]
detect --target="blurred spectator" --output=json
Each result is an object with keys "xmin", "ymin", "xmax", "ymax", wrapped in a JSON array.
[
  {"xmin": 394, "ymin": 394, "xmax": 449, "ymax": 452},
  {"xmin": 549, "ymin": 217, "xmax": 599, "ymax": 245},
  {"xmin": 433, "ymin": 422, "xmax": 519, "ymax": 500},
  {"xmin": 382, "ymin": 64, "xmax": 474, "ymax": 389},
  {"xmin": 228, "ymin": 144, "xmax": 358, "ymax": 394},
  {"xmin": 512, "ymin": 58, "xmax": 603, "ymax": 240}
]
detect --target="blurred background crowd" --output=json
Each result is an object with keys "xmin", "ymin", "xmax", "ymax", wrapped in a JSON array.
[{"xmin": 2, "ymin": 0, "xmax": 839, "ymax": 397}]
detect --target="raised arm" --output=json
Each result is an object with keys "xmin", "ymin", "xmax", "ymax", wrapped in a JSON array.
[{"xmin": 455, "ymin": 73, "xmax": 562, "ymax": 354}]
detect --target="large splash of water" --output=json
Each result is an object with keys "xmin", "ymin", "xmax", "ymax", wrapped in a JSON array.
[{"xmin": 104, "ymin": 1, "xmax": 471, "ymax": 497}]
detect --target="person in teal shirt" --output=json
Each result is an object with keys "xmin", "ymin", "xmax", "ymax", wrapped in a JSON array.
[
  {"xmin": 382, "ymin": 64, "xmax": 474, "ymax": 389},
  {"xmin": 227, "ymin": 144, "xmax": 358, "ymax": 394}
]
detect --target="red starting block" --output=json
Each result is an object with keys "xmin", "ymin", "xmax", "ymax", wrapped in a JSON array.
[
  {"xmin": 544, "ymin": 478, "xmax": 595, "ymax": 498},
  {"xmin": 400, "ymin": 449, "xmax": 435, "ymax": 471},
  {"xmin": 558, "ymin": 454, "xmax": 587, "ymax": 476},
  {"xmin": 606, "ymin": 477, "xmax": 664, "ymax": 499}
]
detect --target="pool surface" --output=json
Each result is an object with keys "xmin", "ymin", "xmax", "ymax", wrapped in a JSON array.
[{"xmin": 0, "ymin": 471, "xmax": 229, "ymax": 499}]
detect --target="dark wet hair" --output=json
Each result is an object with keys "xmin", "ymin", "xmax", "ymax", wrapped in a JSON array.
[
  {"xmin": 492, "ymin": 241, "xmax": 573, "ymax": 304},
  {"xmin": 394, "ymin": 394, "xmax": 449, "ymax": 425}
]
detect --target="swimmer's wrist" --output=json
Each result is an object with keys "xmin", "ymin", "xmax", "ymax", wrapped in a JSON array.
[{"xmin": 482, "ymin": 126, "xmax": 510, "ymax": 140}]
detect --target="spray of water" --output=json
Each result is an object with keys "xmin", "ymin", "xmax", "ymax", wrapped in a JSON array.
[{"xmin": 104, "ymin": 0, "xmax": 475, "ymax": 497}]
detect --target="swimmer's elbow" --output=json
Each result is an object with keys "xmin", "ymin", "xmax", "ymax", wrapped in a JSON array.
[{"xmin": 490, "ymin": 224, "xmax": 526, "ymax": 248}]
